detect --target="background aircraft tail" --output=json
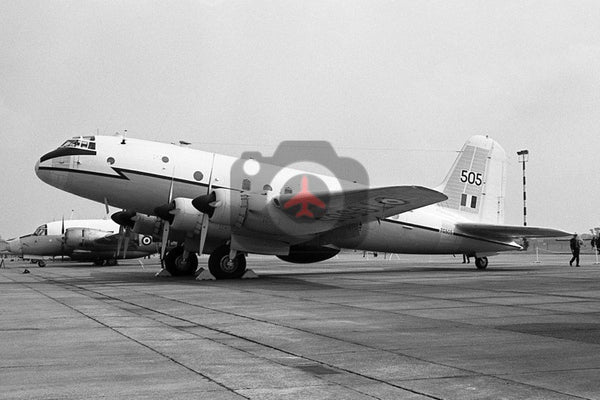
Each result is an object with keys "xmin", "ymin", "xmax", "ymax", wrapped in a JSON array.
[{"xmin": 436, "ymin": 135, "xmax": 507, "ymax": 224}]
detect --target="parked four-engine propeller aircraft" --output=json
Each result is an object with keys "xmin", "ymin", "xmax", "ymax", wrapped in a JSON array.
[
  {"xmin": 35, "ymin": 134, "xmax": 569, "ymax": 278},
  {"xmin": 0, "ymin": 218, "xmax": 157, "ymax": 267}
]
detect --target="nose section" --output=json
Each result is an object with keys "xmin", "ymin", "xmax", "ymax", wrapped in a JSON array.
[
  {"xmin": 34, "ymin": 157, "xmax": 49, "ymax": 184},
  {"xmin": 7, "ymin": 239, "xmax": 21, "ymax": 254}
]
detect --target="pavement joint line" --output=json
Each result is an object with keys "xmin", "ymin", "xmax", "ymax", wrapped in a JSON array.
[
  {"xmin": 5, "ymin": 264, "xmax": 596, "ymax": 399},
  {"xmin": 23, "ymin": 268, "xmax": 583, "ymax": 400},
  {"xmin": 5, "ymin": 273, "xmax": 251, "ymax": 400},
  {"xmin": 22, "ymin": 269, "xmax": 448, "ymax": 400}
]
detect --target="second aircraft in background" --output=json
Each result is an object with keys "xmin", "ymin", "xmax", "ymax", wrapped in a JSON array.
[{"xmin": 0, "ymin": 218, "xmax": 158, "ymax": 267}]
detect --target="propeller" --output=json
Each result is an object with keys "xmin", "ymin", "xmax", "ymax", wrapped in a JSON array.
[
  {"xmin": 155, "ymin": 172, "xmax": 176, "ymax": 264},
  {"xmin": 111, "ymin": 210, "xmax": 136, "ymax": 259},
  {"xmin": 195, "ymin": 154, "xmax": 215, "ymax": 257},
  {"xmin": 60, "ymin": 215, "xmax": 65, "ymax": 261}
]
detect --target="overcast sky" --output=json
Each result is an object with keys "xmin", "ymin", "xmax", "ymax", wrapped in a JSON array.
[{"xmin": 1, "ymin": 1, "xmax": 599, "ymax": 239}]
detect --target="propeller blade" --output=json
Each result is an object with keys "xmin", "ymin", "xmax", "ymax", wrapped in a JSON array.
[
  {"xmin": 123, "ymin": 231, "xmax": 130, "ymax": 259},
  {"xmin": 61, "ymin": 216, "xmax": 65, "ymax": 261},
  {"xmin": 198, "ymin": 214, "xmax": 209, "ymax": 256},
  {"xmin": 160, "ymin": 221, "xmax": 170, "ymax": 260},
  {"xmin": 116, "ymin": 225, "xmax": 124, "ymax": 258},
  {"xmin": 197, "ymin": 154, "xmax": 215, "ymax": 257}
]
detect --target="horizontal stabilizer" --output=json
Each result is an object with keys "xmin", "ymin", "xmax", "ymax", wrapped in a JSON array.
[{"xmin": 455, "ymin": 223, "xmax": 571, "ymax": 240}]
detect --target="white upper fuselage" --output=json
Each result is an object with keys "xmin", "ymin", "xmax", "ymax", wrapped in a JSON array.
[{"xmin": 35, "ymin": 135, "xmax": 519, "ymax": 257}]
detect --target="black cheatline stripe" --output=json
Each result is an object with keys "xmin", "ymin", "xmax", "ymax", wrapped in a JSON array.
[
  {"xmin": 37, "ymin": 165, "xmax": 234, "ymax": 191},
  {"xmin": 40, "ymin": 148, "xmax": 97, "ymax": 162}
]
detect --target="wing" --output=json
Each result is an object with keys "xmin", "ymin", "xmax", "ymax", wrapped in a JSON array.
[
  {"xmin": 277, "ymin": 185, "xmax": 447, "ymax": 224},
  {"xmin": 92, "ymin": 233, "xmax": 121, "ymax": 245},
  {"xmin": 455, "ymin": 223, "xmax": 571, "ymax": 240}
]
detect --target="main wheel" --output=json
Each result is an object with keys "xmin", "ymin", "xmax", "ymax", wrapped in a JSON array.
[
  {"xmin": 37, "ymin": 260, "xmax": 46, "ymax": 268},
  {"xmin": 164, "ymin": 246, "xmax": 198, "ymax": 276},
  {"xmin": 208, "ymin": 245, "xmax": 246, "ymax": 279},
  {"xmin": 475, "ymin": 256, "xmax": 488, "ymax": 269}
]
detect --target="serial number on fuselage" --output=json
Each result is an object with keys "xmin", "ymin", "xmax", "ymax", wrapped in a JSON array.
[{"xmin": 439, "ymin": 227, "xmax": 455, "ymax": 235}]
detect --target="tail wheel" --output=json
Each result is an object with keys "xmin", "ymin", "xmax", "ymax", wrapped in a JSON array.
[
  {"xmin": 475, "ymin": 257, "xmax": 488, "ymax": 269},
  {"xmin": 208, "ymin": 245, "xmax": 246, "ymax": 279},
  {"xmin": 164, "ymin": 246, "xmax": 198, "ymax": 276}
]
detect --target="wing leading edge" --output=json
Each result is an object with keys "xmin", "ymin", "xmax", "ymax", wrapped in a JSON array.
[{"xmin": 455, "ymin": 223, "xmax": 571, "ymax": 240}]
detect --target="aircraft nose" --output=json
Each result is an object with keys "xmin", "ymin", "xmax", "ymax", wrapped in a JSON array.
[{"xmin": 7, "ymin": 239, "xmax": 21, "ymax": 254}]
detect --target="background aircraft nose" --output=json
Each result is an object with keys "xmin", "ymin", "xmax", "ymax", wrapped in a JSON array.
[{"xmin": 7, "ymin": 239, "xmax": 21, "ymax": 254}]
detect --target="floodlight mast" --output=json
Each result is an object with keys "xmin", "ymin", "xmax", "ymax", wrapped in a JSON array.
[{"xmin": 517, "ymin": 150, "xmax": 529, "ymax": 226}]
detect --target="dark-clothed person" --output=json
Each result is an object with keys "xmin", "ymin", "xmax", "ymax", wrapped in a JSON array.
[{"xmin": 570, "ymin": 234, "xmax": 581, "ymax": 267}]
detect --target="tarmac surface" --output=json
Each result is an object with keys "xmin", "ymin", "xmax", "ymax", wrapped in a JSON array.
[{"xmin": 1, "ymin": 251, "xmax": 600, "ymax": 399}]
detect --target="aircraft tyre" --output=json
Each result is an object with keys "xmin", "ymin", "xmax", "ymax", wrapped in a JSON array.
[
  {"xmin": 208, "ymin": 245, "xmax": 246, "ymax": 279},
  {"xmin": 37, "ymin": 260, "xmax": 46, "ymax": 268},
  {"xmin": 105, "ymin": 259, "xmax": 118, "ymax": 266},
  {"xmin": 475, "ymin": 257, "xmax": 488, "ymax": 269},
  {"xmin": 93, "ymin": 259, "xmax": 105, "ymax": 266},
  {"xmin": 164, "ymin": 246, "xmax": 198, "ymax": 276}
]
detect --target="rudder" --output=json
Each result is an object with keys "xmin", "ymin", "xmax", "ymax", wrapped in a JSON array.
[{"xmin": 436, "ymin": 135, "xmax": 506, "ymax": 223}]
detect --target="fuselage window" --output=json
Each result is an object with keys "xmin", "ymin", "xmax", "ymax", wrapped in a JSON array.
[
  {"xmin": 193, "ymin": 171, "xmax": 204, "ymax": 181},
  {"xmin": 242, "ymin": 179, "xmax": 251, "ymax": 191},
  {"xmin": 107, "ymin": 157, "xmax": 115, "ymax": 165},
  {"xmin": 162, "ymin": 156, "xmax": 169, "ymax": 163},
  {"xmin": 262, "ymin": 184, "xmax": 273, "ymax": 192}
]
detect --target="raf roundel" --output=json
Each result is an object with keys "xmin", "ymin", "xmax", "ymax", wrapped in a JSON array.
[
  {"xmin": 141, "ymin": 236, "xmax": 152, "ymax": 246},
  {"xmin": 377, "ymin": 198, "xmax": 407, "ymax": 206}
]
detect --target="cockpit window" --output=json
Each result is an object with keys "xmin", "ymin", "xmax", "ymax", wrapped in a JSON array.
[
  {"xmin": 33, "ymin": 224, "xmax": 48, "ymax": 236},
  {"xmin": 60, "ymin": 136, "xmax": 96, "ymax": 150}
]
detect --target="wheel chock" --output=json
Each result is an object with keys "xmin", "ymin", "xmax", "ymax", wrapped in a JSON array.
[
  {"xmin": 241, "ymin": 269, "xmax": 258, "ymax": 279},
  {"xmin": 195, "ymin": 268, "xmax": 216, "ymax": 281},
  {"xmin": 155, "ymin": 269, "xmax": 172, "ymax": 277}
]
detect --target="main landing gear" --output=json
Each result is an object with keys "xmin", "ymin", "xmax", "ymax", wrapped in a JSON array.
[
  {"xmin": 161, "ymin": 244, "xmax": 247, "ymax": 279},
  {"xmin": 208, "ymin": 245, "xmax": 246, "ymax": 279},
  {"xmin": 475, "ymin": 256, "xmax": 488, "ymax": 270},
  {"xmin": 163, "ymin": 246, "xmax": 198, "ymax": 276}
]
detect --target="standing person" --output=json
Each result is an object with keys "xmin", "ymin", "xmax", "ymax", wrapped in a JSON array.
[
  {"xmin": 462, "ymin": 254, "xmax": 470, "ymax": 264},
  {"xmin": 569, "ymin": 233, "xmax": 581, "ymax": 267}
]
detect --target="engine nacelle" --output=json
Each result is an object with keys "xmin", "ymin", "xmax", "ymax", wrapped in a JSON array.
[
  {"xmin": 277, "ymin": 245, "xmax": 340, "ymax": 264},
  {"xmin": 132, "ymin": 214, "xmax": 162, "ymax": 236},
  {"xmin": 208, "ymin": 189, "xmax": 249, "ymax": 227},
  {"xmin": 65, "ymin": 228, "xmax": 113, "ymax": 248},
  {"xmin": 193, "ymin": 189, "xmax": 333, "ymax": 236},
  {"xmin": 169, "ymin": 197, "xmax": 203, "ymax": 232}
]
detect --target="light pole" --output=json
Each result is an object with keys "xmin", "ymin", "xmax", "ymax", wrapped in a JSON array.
[{"xmin": 517, "ymin": 150, "xmax": 529, "ymax": 226}]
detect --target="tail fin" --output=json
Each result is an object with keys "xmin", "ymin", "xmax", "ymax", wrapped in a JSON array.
[{"xmin": 436, "ymin": 135, "xmax": 506, "ymax": 223}]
